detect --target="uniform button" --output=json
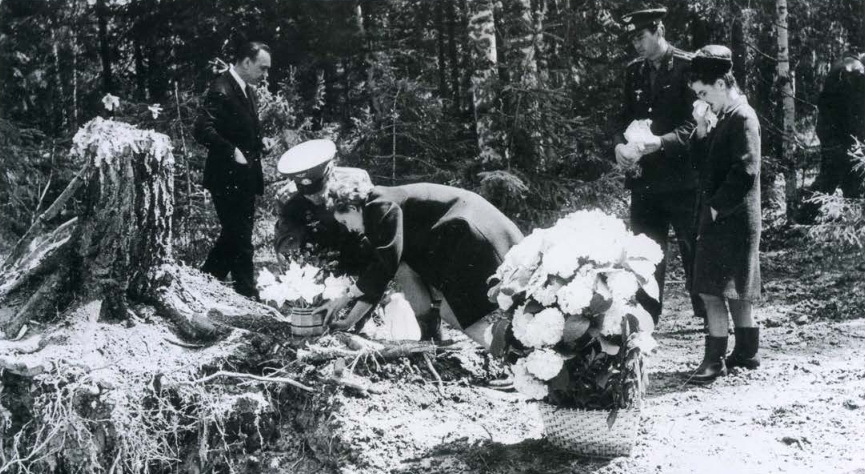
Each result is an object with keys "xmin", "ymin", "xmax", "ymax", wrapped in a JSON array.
[{"xmin": 648, "ymin": 107, "xmax": 653, "ymax": 112}]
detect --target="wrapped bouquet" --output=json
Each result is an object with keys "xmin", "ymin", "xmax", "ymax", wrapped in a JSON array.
[{"xmin": 488, "ymin": 210, "xmax": 663, "ymax": 410}]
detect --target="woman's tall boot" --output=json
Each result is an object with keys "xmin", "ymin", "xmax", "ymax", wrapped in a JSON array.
[
  {"xmin": 726, "ymin": 327, "xmax": 760, "ymax": 369},
  {"xmin": 687, "ymin": 336, "xmax": 728, "ymax": 385}
]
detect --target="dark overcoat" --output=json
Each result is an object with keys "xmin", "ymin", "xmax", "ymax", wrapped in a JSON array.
[
  {"xmin": 691, "ymin": 96, "xmax": 762, "ymax": 301},
  {"xmin": 193, "ymin": 71, "xmax": 264, "ymax": 196},
  {"xmin": 354, "ymin": 183, "xmax": 524, "ymax": 328}
]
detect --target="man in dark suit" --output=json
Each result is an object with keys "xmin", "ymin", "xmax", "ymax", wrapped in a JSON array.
[
  {"xmin": 613, "ymin": 8, "xmax": 706, "ymax": 323},
  {"xmin": 194, "ymin": 41, "xmax": 271, "ymax": 298}
]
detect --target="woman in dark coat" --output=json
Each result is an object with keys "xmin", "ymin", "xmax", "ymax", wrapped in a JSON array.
[
  {"xmin": 315, "ymin": 173, "xmax": 524, "ymax": 349},
  {"xmin": 685, "ymin": 45, "xmax": 762, "ymax": 384}
]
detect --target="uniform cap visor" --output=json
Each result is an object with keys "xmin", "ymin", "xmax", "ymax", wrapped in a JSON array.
[{"xmin": 278, "ymin": 139, "xmax": 337, "ymax": 175}]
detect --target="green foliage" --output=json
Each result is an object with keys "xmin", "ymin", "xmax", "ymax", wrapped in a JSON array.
[
  {"xmin": 0, "ymin": 118, "xmax": 79, "ymax": 249},
  {"xmin": 807, "ymin": 140, "xmax": 865, "ymax": 249},
  {"xmin": 1, "ymin": 0, "xmax": 863, "ymax": 254}
]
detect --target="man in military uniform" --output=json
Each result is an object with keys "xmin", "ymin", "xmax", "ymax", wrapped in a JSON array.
[
  {"xmin": 275, "ymin": 141, "xmax": 449, "ymax": 340},
  {"xmin": 614, "ymin": 8, "xmax": 705, "ymax": 323},
  {"xmin": 273, "ymin": 140, "xmax": 369, "ymax": 275},
  {"xmin": 799, "ymin": 51, "xmax": 865, "ymax": 223}
]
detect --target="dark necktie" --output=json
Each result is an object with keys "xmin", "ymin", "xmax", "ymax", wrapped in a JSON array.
[{"xmin": 245, "ymin": 86, "xmax": 256, "ymax": 114}]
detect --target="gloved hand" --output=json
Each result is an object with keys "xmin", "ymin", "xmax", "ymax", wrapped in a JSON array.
[{"xmin": 615, "ymin": 143, "xmax": 642, "ymax": 167}]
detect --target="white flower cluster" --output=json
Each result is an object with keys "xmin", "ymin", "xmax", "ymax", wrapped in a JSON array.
[
  {"xmin": 512, "ymin": 358, "xmax": 549, "ymax": 400},
  {"xmin": 488, "ymin": 210, "xmax": 663, "ymax": 400},
  {"xmin": 257, "ymin": 263, "xmax": 353, "ymax": 308}
]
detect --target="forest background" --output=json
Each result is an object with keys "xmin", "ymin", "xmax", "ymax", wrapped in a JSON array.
[{"xmin": 1, "ymin": 0, "xmax": 863, "ymax": 263}]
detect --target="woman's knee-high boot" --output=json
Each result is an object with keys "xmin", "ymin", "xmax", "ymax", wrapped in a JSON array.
[
  {"xmin": 688, "ymin": 336, "xmax": 728, "ymax": 385},
  {"xmin": 726, "ymin": 327, "xmax": 760, "ymax": 369}
]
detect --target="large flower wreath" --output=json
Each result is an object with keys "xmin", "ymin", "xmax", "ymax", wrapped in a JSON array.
[{"xmin": 488, "ymin": 210, "xmax": 663, "ymax": 409}]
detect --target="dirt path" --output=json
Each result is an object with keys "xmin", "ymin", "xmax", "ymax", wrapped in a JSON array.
[
  {"xmin": 387, "ymin": 246, "xmax": 865, "ymax": 474},
  {"xmin": 243, "ymin": 230, "xmax": 865, "ymax": 474}
]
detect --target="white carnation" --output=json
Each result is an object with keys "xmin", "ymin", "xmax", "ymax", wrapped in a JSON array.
[
  {"xmin": 524, "ymin": 349, "xmax": 565, "ymax": 381},
  {"xmin": 512, "ymin": 358, "xmax": 549, "ymax": 400},
  {"xmin": 600, "ymin": 300, "xmax": 627, "ymax": 337},
  {"xmin": 511, "ymin": 304, "xmax": 531, "ymax": 345},
  {"xmin": 530, "ymin": 280, "xmax": 561, "ymax": 307},
  {"xmin": 606, "ymin": 270, "xmax": 641, "ymax": 303},
  {"xmin": 573, "ymin": 230, "xmax": 625, "ymax": 265},
  {"xmin": 497, "ymin": 292, "xmax": 515, "ymax": 311},
  {"xmin": 623, "ymin": 233, "xmax": 664, "ymax": 265},
  {"xmin": 556, "ymin": 277, "xmax": 594, "ymax": 316},
  {"xmin": 624, "ymin": 258, "xmax": 657, "ymax": 285},
  {"xmin": 554, "ymin": 210, "xmax": 629, "ymax": 265},
  {"xmin": 513, "ymin": 307, "xmax": 565, "ymax": 348},
  {"xmin": 500, "ymin": 230, "xmax": 547, "ymax": 274},
  {"xmin": 541, "ymin": 243, "xmax": 584, "ymax": 279}
]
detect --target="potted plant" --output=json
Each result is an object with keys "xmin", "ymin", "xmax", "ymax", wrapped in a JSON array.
[{"xmin": 257, "ymin": 253, "xmax": 354, "ymax": 336}]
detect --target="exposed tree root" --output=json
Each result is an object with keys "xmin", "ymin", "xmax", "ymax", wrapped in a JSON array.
[{"xmin": 176, "ymin": 370, "xmax": 314, "ymax": 393}]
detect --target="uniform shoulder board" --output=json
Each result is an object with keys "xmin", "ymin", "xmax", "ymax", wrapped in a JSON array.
[{"xmin": 672, "ymin": 48, "xmax": 695, "ymax": 61}]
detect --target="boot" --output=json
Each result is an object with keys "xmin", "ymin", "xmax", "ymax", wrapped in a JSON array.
[
  {"xmin": 726, "ymin": 327, "xmax": 760, "ymax": 369},
  {"xmin": 687, "ymin": 336, "xmax": 728, "ymax": 385},
  {"xmin": 419, "ymin": 302, "xmax": 443, "ymax": 342}
]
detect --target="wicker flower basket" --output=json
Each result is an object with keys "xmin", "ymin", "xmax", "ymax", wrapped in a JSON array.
[
  {"xmin": 538, "ymin": 403, "xmax": 641, "ymax": 458},
  {"xmin": 289, "ymin": 306, "xmax": 325, "ymax": 337}
]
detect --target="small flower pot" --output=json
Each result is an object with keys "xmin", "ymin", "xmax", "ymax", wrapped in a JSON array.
[
  {"xmin": 538, "ymin": 403, "xmax": 641, "ymax": 458},
  {"xmin": 290, "ymin": 306, "xmax": 325, "ymax": 337}
]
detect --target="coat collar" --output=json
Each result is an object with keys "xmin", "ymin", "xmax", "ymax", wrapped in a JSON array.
[{"xmin": 719, "ymin": 94, "xmax": 748, "ymax": 119}]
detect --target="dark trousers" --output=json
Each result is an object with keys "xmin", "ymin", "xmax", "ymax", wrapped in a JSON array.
[
  {"xmin": 630, "ymin": 189, "xmax": 706, "ymax": 323},
  {"xmin": 800, "ymin": 145, "xmax": 864, "ymax": 222},
  {"xmin": 202, "ymin": 191, "xmax": 258, "ymax": 298}
]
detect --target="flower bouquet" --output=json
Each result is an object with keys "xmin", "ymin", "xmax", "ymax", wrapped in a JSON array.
[
  {"xmin": 488, "ymin": 210, "xmax": 663, "ymax": 457},
  {"xmin": 257, "ymin": 252, "xmax": 354, "ymax": 336}
]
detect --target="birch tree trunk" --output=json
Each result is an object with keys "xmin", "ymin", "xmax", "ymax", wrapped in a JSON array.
[
  {"xmin": 468, "ymin": 0, "xmax": 505, "ymax": 164},
  {"xmin": 509, "ymin": 0, "xmax": 539, "ymax": 90},
  {"xmin": 776, "ymin": 0, "xmax": 798, "ymax": 221}
]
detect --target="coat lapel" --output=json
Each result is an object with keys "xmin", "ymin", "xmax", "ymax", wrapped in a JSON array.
[
  {"xmin": 706, "ymin": 98, "xmax": 747, "ymax": 159},
  {"xmin": 223, "ymin": 72, "xmax": 259, "ymax": 134}
]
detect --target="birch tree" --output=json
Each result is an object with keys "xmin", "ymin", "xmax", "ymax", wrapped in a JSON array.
[
  {"xmin": 776, "ymin": 0, "xmax": 798, "ymax": 220},
  {"xmin": 468, "ymin": 0, "xmax": 505, "ymax": 164}
]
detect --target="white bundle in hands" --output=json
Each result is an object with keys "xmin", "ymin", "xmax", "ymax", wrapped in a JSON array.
[
  {"xmin": 624, "ymin": 119, "xmax": 654, "ymax": 149},
  {"xmin": 363, "ymin": 293, "xmax": 421, "ymax": 341}
]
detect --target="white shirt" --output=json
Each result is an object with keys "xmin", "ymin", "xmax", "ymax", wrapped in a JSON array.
[{"xmin": 229, "ymin": 66, "xmax": 248, "ymax": 97}]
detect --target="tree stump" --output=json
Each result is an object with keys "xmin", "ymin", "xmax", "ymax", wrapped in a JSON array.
[{"xmin": 0, "ymin": 117, "xmax": 281, "ymax": 341}]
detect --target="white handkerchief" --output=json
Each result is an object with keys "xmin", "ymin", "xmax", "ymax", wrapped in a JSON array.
[{"xmin": 692, "ymin": 100, "xmax": 718, "ymax": 132}]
